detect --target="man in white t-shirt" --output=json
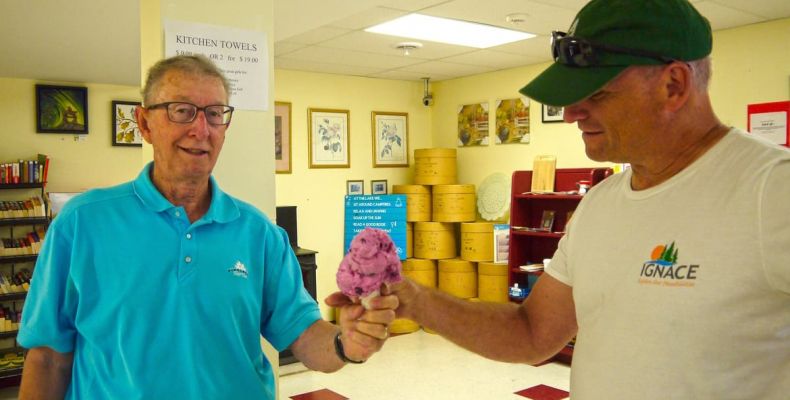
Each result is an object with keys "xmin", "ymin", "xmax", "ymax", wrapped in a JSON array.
[{"xmin": 387, "ymin": 0, "xmax": 790, "ymax": 398}]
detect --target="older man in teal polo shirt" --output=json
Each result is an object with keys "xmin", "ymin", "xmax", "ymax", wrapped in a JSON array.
[{"xmin": 18, "ymin": 55, "xmax": 397, "ymax": 399}]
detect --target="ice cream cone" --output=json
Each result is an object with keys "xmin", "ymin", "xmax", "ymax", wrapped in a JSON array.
[{"xmin": 360, "ymin": 289, "xmax": 380, "ymax": 310}]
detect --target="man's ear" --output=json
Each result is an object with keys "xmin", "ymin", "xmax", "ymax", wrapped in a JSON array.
[
  {"xmin": 135, "ymin": 106, "xmax": 154, "ymax": 144},
  {"xmin": 663, "ymin": 62, "xmax": 692, "ymax": 112}
]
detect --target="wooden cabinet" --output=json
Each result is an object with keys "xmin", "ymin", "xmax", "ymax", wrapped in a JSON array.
[{"xmin": 508, "ymin": 168, "xmax": 611, "ymax": 365}]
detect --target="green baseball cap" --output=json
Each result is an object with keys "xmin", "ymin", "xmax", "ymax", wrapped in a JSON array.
[{"xmin": 519, "ymin": 0, "xmax": 712, "ymax": 107}]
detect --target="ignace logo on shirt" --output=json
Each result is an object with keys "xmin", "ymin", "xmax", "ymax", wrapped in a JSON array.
[
  {"xmin": 228, "ymin": 261, "xmax": 248, "ymax": 279},
  {"xmin": 638, "ymin": 242, "xmax": 700, "ymax": 288}
]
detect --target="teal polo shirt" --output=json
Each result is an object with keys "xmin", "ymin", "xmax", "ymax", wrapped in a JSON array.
[{"xmin": 19, "ymin": 163, "xmax": 321, "ymax": 399}]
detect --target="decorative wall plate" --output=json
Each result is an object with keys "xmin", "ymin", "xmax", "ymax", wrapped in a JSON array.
[{"xmin": 477, "ymin": 172, "xmax": 511, "ymax": 221}]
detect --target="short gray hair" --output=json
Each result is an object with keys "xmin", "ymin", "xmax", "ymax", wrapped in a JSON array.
[
  {"xmin": 640, "ymin": 57, "xmax": 711, "ymax": 92},
  {"xmin": 687, "ymin": 57, "xmax": 711, "ymax": 92},
  {"xmin": 141, "ymin": 54, "xmax": 231, "ymax": 106}
]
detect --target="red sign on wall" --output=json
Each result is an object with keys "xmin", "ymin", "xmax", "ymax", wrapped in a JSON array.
[{"xmin": 747, "ymin": 101, "xmax": 790, "ymax": 147}]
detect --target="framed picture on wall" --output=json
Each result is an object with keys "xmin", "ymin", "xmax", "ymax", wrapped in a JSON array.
[
  {"xmin": 457, "ymin": 102, "xmax": 489, "ymax": 146},
  {"xmin": 541, "ymin": 104, "xmax": 564, "ymax": 123},
  {"xmin": 308, "ymin": 108, "xmax": 350, "ymax": 168},
  {"xmin": 111, "ymin": 101, "xmax": 142, "ymax": 147},
  {"xmin": 275, "ymin": 101, "xmax": 292, "ymax": 173},
  {"xmin": 494, "ymin": 97, "xmax": 530, "ymax": 144},
  {"xmin": 372, "ymin": 111, "xmax": 409, "ymax": 167},
  {"xmin": 36, "ymin": 85, "xmax": 89, "ymax": 134},
  {"xmin": 347, "ymin": 180, "xmax": 364, "ymax": 195},
  {"xmin": 371, "ymin": 179, "xmax": 388, "ymax": 195}
]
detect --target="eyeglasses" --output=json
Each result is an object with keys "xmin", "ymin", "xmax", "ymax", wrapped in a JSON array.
[
  {"xmin": 552, "ymin": 31, "xmax": 676, "ymax": 67},
  {"xmin": 146, "ymin": 102, "xmax": 234, "ymax": 126}
]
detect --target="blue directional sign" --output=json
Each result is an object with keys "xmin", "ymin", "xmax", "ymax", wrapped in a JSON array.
[{"xmin": 344, "ymin": 195, "xmax": 407, "ymax": 260}]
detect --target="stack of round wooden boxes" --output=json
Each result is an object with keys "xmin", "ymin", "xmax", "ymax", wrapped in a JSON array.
[{"xmin": 390, "ymin": 148, "xmax": 509, "ymax": 334}]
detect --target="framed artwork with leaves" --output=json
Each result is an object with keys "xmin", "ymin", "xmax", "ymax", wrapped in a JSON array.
[
  {"xmin": 112, "ymin": 101, "xmax": 142, "ymax": 146},
  {"xmin": 308, "ymin": 108, "xmax": 350, "ymax": 168},
  {"xmin": 372, "ymin": 111, "xmax": 408, "ymax": 167}
]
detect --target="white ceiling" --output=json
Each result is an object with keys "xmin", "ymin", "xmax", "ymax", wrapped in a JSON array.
[
  {"xmin": 274, "ymin": 0, "xmax": 790, "ymax": 81},
  {"xmin": 1, "ymin": 0, "xmax": 789, "ymax": 86}
]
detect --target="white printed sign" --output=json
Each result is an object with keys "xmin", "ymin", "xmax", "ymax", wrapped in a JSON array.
[
  {"xmin": 749, "ymin": 111, "xmax": 787, "ymax": 145},
  {"xmin": 165, "ymin": 19, "xmax": 268, "ymax": 111}
]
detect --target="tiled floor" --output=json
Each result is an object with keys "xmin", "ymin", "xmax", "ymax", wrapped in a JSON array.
[
  {"xmin": 0, "ymin": 330, "xmax": 570, "ymax": 400},
  {"xmin": 279, "ymin": 329, "xmax": 570, "ymax": 400}
]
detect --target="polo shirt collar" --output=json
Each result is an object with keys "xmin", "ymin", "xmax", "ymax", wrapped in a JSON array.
[{"xmin": 132, "ymin": 162, "xmax": 240, "ymax": 224}]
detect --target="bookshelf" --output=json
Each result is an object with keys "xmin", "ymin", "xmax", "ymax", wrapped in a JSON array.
[
  {"xmin": 0, "ymin": 182, "xmax": 48, "ymax": 386},
  {"xmin": 508, "ymin": 168, "xmax": 611, "ymax": 365}
]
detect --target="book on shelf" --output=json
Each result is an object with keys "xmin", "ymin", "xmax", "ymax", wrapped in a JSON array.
[
  {"xmin": 521, "ymin": 190, "xmax": 581, "ymax": 195},
  {"xmin": 38, "ymin": 153, "xmax": 50, "ymax": 184},
  {"xmin": 0, "ymin": 269, "xmax": 31, "ymax": 294},
  {"xmin": 519, "ymin": 264, "xmax": 545, "ymax": 272},
  {"xmin": 0, "ymin": 154, "xmax": 49, "ymax": 184},
  {"xmin": 0, "ymin": 229, "xmax": 44, "ymax": 256},
  {"xmin": 0, "ymin": 196, "xmax": 46, "ymax": 219},
  {"xmin": 511, "ymin": 225, "xmax": 554, "ymax": 233}
]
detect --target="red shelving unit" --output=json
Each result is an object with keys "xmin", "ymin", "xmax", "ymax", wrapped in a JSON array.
[{"xmin": 508, "ymin": 167, "xmax": 611, "ymax": 365}]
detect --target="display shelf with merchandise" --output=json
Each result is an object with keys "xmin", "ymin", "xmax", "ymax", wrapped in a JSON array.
[
  {"xmin": 508, "ymin": 167, "xmax": 611, "ymax": 365},
  {"xmin": 0, "ymin": 181, "xmax": 49, "ymax": 388}
]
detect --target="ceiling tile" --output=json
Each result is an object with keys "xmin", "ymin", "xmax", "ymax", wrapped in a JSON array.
[
  {"xmin": 274, "ymin": 42, "xmax": 307, "ymax": 56},
  {"xmin": 369, "ymin": 69, "xmax": 452, "ymax": 82},
  {"xmin": 280, "ymin": 46, "xmax": 426, "ymax": 69},
  {"xmin": 691, "ymin": 1, "xmax": 765, "ymax": 30},
  {"xmin": 707, "ymin": 0, "xmax": 790, "ymax": 20},
  {"xmin": 375, "ymin": 0, "xmax": 452, "ymax": 12},
  {"xmin": 274, "ymin": 0, "xmax": 370, "ymax": 41},
  {"xmin": 489, "ymin": 35, "xmax": 552, "ymax": 60},
  {"xmin": 419, "ymin": 0, "xmax": 579, "ymax": 35},
  {"xmin": 278, "ymin": 26, "xmax": 352, "ymax": 45},
  {"xmin": 529, "ymin": 0, "xmax": 588, "ymax": 11},
  {"xmin": 320, "ymin": 31, "xmax": 476, "ymax": 59},
  {"xmin": 442, "ymin": 49, "xmax": 545, "ymax": 70},
  {"xmin": 275, "ymin": 58, "xmax": 384, "ymax": 77},
  {"xmin": 400, "ymin": 61, "xmax": 496, "ymax": 79},
  {"xmin": 327, "ymin": 7, "xmax": 408, "ymax": 30}
]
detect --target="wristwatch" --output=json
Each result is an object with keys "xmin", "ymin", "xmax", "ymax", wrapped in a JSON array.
[{"xmin": 334, "ymin": 332, "xmax": 365, "ymax": 364}]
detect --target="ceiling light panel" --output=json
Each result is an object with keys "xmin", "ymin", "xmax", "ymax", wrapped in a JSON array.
[{"xmin": 365, "ymin": 13, "xmax": 535, "ymax": 48}]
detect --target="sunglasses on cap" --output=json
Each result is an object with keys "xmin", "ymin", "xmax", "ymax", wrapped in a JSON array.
[{"xmin": 551, "ymin": 31, "xmax": 676, "ymax": 67}]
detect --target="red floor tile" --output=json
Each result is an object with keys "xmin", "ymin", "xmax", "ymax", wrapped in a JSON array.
[
  {"xmin": 515, "ymin": 384, "xmax": 569, "ymax": 400},
  {"xmin": 290, "ymin": 388, "xmax": 348, "ymax": 400}
]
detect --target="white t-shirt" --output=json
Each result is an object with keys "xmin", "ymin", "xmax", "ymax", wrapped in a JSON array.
[{"xmin": 547, "ymin": 129, "xmax": 790, "ymax": 399}]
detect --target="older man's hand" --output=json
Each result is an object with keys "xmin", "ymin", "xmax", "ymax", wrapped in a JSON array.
[{"xmin": 324, "ymin": 285, "xmax": 399, "ymax": 362}]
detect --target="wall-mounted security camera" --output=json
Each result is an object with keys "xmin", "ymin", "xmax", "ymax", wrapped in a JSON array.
[{"xmin": 421, "ymin": 77, "xmax": 433, "ymax": 107}]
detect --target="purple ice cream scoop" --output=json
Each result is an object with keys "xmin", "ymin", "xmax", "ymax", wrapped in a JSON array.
[{"xmin": 336, "ymin": 227, "xmax": 402, "ymax": 304}]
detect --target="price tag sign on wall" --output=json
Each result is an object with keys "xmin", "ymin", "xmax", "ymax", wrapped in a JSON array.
[
  {"xmin": 747, "ymin": 101, "xmax": 790, "ymax": 147},
  {"xmin": 344, "ymin": 195, "xmax": 407, "ymax": 260}
]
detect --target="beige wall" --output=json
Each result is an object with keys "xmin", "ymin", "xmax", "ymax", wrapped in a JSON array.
[
  {"xmin": 0, "ymin": 77, "xmax": 142, "ymax": 192},
  {"xmin": 274, "ymin": 69, "xmax": 432, "ymax": 318},
  {"xmin": 709, "ymin": 18, "xmax": 790, "ymax": 127}
]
